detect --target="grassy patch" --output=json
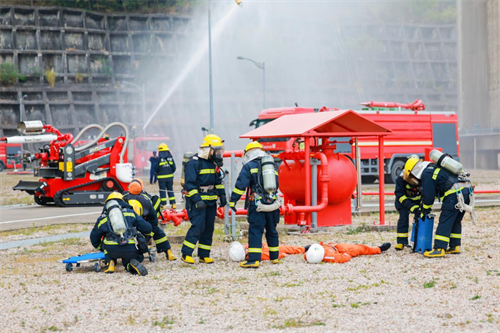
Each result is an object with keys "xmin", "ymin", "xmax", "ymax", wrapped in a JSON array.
[
  {"xmin": 152, "ymin": 317, "xmax": 174, "ymax": 328},
  {"xmin": 273, "ymin": 318, "xmax": 327, "ymax": 329},
  {"xmin": 345, "ymin": 224, "xmax": 371, "ymax": 235},
  {"xmin": 423, "ymin": 280, "xmax": 436, "ymax": 288},
  {"xmin": 470, "ymin": 295, "xmax": 481, "ymax": 301}
]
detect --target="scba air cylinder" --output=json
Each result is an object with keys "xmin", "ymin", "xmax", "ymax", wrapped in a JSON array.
[
  {"xmin": 261, "ymin": 155, "xmax": 277, "ymax": 194},
  {"xmin": 429, "ymin": 149, "xmax": 464, "ymax": 175}
]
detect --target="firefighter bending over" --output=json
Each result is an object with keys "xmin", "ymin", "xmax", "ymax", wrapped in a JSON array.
[
  {"xmin": 154, "ymin": 143, "xmax": 176, "ymax": 209},
  {"xmin": 180, "ymin": 134, "xmax": 226, "ymax": 264},
  {"xmin": 124, "ymin": 178, "xmax": 177, "ymax": 261},
  {"xmin": 394, "ymin": 155, "xmax": 421, "ymax": 250},
  {"xmin": 229, "ymin": 142, "xmax": 281, "ymax": 269},
  {"xmin": 403, "ymin": 151, "xmax": 475, "ymax": 258},
  {"xmin": 90, "ymin": 192, "xmax": 153, "ymax": 276}
]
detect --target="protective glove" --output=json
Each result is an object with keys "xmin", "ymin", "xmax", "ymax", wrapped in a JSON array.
[
  {"xmin": 195, "ymin": 201, "xmax": 207, "ymax": 210},
  {"xmin": 229, "ymin": 202, "xmax": 237, "ymax": 212},
  {"xmin": 219, "ymin": 196, "xmax": 227, "ymax": 207},
  {"xmin": 420, "ymin": 209, "xmax": 431, "ymax": 219}
]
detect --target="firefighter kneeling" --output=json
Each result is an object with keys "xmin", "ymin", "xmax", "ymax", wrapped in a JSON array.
[
  {"xmin": 124, "ymin": 178, "xmax": 177, "ymax": 261},
  {"xmin": 229, "ymin": 142, "xmax": 281, "ymax": 268},
  {"xmin": 90, "ymin": 192, "xmax": 153, "ymax": 276}
]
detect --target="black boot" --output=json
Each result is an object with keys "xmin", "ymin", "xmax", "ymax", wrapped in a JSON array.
[{"xmin": 379, "ymin": 242, "xmax": 391, "ymax": 252}]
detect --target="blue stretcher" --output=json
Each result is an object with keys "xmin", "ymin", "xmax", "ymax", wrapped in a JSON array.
[
  {"xmin": 60, "ymin": 252, "xmax": 105, "ymax": 272},
  {"xmin": 60, "ymin": 249, "xmax": 157, "ymax": 272}
]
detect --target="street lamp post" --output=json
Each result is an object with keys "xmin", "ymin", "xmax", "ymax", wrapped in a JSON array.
[
  {"xmin": 123, "ymin": 81, "xmax": 146, "ymax": 138},
  {"xmin": 237, "ymin": 56, "xmax": 265, "ymax": 109},
  {"xmin": 18, "ymin": 94, "xmax": 27, "ymax": 171},
  {"xmin": 208, "ymin": 0, "xmax": 243, "ymax": 134}
]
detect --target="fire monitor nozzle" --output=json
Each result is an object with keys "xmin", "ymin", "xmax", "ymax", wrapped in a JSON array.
[{"xmin": 18, "ymin": 121, "xmax": 44, "ymax": 135}]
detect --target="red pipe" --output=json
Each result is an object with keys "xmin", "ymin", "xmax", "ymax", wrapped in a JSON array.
[
  {"xmin": 281, "ymin": 152, "xmax": 330, "ymax": 214},
  {"xmin": 160, "ymin": 208, "xmax": 189, "ymax": 226},
  {"xmin": 362, "ymin": 190, "xmax": 500, "ymax": 196},
  {"xmin": 223, "ymin": 150, "xmax": 244, "ymax": 158},
  {"xmin": 378, "ymin": 136, "xmax": 385, "ymax": 225}
]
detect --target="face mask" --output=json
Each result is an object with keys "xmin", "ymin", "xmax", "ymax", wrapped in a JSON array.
[{"xmin": 210, "ymin": 146, "xmax": 224, "ymax": 167}]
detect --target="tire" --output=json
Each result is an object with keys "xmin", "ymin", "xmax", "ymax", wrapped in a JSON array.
[
  {"xmin": 387, "ymin": 160, "xmax": 405, "ymax": 184},
  {"xmin": 0, "ymin": 161, "xmax": 4, "ymax": 172},
  {"xmin": 94, "ymin": 263, "xmax": 101, "ymax": 272},
  {"xmin": 65, "ymin": 263, "xmax": 73, "ymax": 272},
  {"xmin": 361, "ymin": 176, "xmax": 377, "ymax": 184}
]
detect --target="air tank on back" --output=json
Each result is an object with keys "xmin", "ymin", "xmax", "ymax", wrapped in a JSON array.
[
  {"xmin": 429, "ymin": 149, "xmax": 465, "ymax": 175},
  {"xmin": 261, "ymin": 155, "xmax": 277, "ymax": 193},
  {"xmin": 279, "ymin": 148, "xmax": 357, "ymax": 222}
]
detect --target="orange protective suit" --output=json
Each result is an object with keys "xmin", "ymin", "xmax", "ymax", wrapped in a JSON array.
[
  {"xmin": 316, "ymin": 241, "xmax": 382, "ymax": 263},
  {"xmin": 244, "ymin": 244, "xmax": 305, "ymax": 261}
]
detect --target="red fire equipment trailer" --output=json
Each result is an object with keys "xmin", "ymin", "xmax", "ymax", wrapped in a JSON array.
[
  {"xmin": 2, "ymin": 121, "xmax": 134, "ymax": 206},
  {"xmin": 250, "ymin": 100, "xmax": 459, "ymax": 183}
]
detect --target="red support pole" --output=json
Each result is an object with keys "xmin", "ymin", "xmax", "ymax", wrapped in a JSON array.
[
  {"xmin": 304, "ymin": 138, "xmax": 311, "ymax": 225},
  {"xmin": 378, "ymin": 135, "xmax": 385, "ymax": 225}
]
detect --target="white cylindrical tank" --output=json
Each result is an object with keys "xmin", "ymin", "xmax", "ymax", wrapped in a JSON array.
[
  {"xmin": 429, "ymin": 149, "xmax": 464, "ymax": 175},
  {"xmin": 5, "ymin": 134, "xmax": 58, "ymax": 144},
  {"xmin": 261, "ymin": 155, "xmax": 277, "ymax": 194},
  {"xmin": 116, "ymin": 163, "xmax": 134, "ymax": 183}
]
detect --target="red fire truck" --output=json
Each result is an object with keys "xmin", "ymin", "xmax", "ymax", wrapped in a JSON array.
[
  {"xmin": 250, "ymin": 100, "xmax": 460, "ymax": 183},
  {"xmin": 0, "ymin": 142, "xmax": 22, "ymax": 171},
  {"xmin": 128, "ymin": 135, "xmax": 170, "ymax": 176}
]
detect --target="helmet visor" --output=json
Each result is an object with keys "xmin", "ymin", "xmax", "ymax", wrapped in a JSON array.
[{"xmin": 242, "ymin": 148, "xmax": 266, "ymax": 165}]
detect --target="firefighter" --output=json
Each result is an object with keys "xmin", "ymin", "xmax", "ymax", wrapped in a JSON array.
[
  {"xmin": 180, "ymin": 134, "xmax": 226, "ymax": 264},
  {"xmin": 304, "ymin": 242, "xmax": 391, "ymax": 263},
  {"xmin": 89, "ymin": 192, "xmax": 153, "ymax": 276},
  {"xmin": 123, "ymin": 178, "xmax": 177, "ymax": 261},
  {"xmin": 394, "ymin": 155, "xmax": 422, "ymax": 250},
  {"xmin": 403, "ymin": 155, "xmax": 472, "ymax": 258},
  {"xmin": 149, "ymin": 151, "xmax": 157, "ymax": 184},
  {"xmin": 229, "ymin": 141, "xmax": 281, "ymax": 268},
  {"xmin": 154, "ymin": 143, "xmax": 176, "ymax": 209}
]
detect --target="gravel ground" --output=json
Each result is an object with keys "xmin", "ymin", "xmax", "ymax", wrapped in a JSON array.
[{"xmin": 0, "ymin": 206, "xmax": 499, "ymax": 333}]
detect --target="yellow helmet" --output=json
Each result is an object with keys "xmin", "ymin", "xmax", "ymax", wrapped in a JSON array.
[
  {"xmin": 403, "ymin": 157, "xmax": 420, "ymax": 180},
  {"xmin": 106, "ymin": 191, "xmax": 123, "ymax": 202},
  {"xmin": 128, "ymin": 199, "xmax": 143, "ymax": 216},
  {"xmin": 245, "ymin": 141, "xmax": 263, "ymax": 152},
  {"xmin": 201, "ymin": 134, "xmax": 223, "ymax": 148},
  {"xmin": 158, "ymin": 143, "xmax": 169, "ymax": 151}
]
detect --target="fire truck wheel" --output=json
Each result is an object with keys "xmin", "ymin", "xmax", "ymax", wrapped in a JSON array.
[
  {"xmin": 387, "ymin": 160, "xmax": 405, "ymax": 184},
  {"xmin": 361, "ymin": 176, "xmax": 377, "ymax": 184},
  {"xmin": 0, "ymin": 161, "xmax": 4, "ymax": 172}
]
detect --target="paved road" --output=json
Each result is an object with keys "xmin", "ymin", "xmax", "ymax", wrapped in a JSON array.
[
  {"xmin": 0, "ymin": 205, "xmax": 102, "ymax": 232},
  {"xmin": 0, "ymin": 195, "xmax": 497, "ymax": 232}
]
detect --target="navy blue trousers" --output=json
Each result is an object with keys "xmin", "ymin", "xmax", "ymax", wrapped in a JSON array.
[
  {"xmin": 434, "ymin": 188, "xmax": 470, "ymax": 250},
  {"xmin": 247, "ymin": 204, "xmax": 280, "ymax": 262},
  {"xmin": 181, "ymin": 201, "xmax": 216, "ymax": 258},
  {"xmin": 158, "ymin": 180, "xmax": 176, "ymax": 205}
]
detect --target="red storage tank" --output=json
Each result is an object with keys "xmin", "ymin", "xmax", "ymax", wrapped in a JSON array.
[{"xmin": 279, "ymin": 150, "xmax": 357, "ymax": 226}]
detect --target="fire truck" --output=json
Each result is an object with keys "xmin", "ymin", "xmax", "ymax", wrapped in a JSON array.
[
  {"xmin": 128, "ymin": 135, "xmax": 170, "ymax": 176},
  {"xmin": 0, "ymin": 142, "xmax": 22, "ymax": 171},
  {"xmin": 250, "ymin": 100, "xmax": 460, "ymax": 183}
]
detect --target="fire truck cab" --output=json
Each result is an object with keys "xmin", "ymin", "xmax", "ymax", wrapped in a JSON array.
[{"xmin": 251, "ymin": 101, "xmax": 460, "ymax": 183}]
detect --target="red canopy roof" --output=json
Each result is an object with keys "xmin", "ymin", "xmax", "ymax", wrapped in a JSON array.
[{"xmin": 241, "ymin": 110, "xmax": 392, "ymax": 139}]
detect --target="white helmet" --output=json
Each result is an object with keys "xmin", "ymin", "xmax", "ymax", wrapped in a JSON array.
[
  {"xmin": 228, "ymin": 242, "xmax": 245, "ymax": 261},
  {"xmin": 305, "ymin": 244, "xmax": 324, "ymax": 264}
]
